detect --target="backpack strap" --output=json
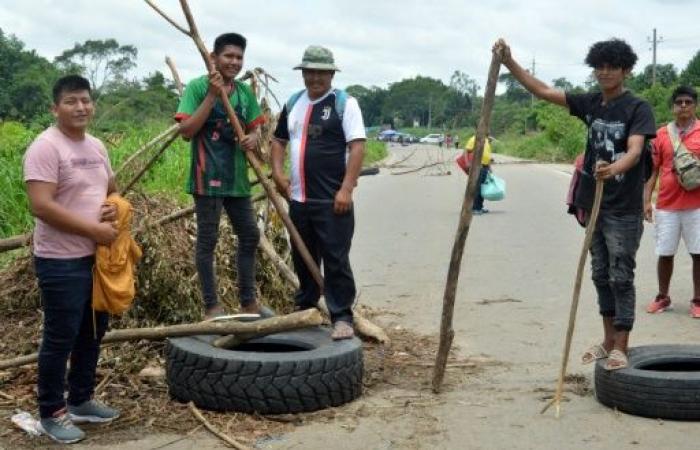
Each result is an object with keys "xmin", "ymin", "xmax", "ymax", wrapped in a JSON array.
[
  {"xmin": 333, "ymin": 88, "xmax": 348, "ymax": 122},
  {"xmin": 667, "ymin": 122, "xmax": 682, "ymax": 155},
  {"xmin": 286, "ymin": 88, "xmax": 349, "ymax": 121},
  {"xmin": 285, "ymin": 89, "xmax": 306, "ymax": 113}
]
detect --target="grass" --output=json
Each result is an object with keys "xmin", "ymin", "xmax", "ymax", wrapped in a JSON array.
[
  {"xmin": 493, "ymin": 131, "xmax": 581, "ymax": 162},
  {"xmin": 0, "ymin": 121, "xmax": 388, "ymax": 240}
]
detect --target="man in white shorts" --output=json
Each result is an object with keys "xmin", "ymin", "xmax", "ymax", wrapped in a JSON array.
[{"xmin": 644, "ymin": 86, "xmax": 700, "ymax": 317}]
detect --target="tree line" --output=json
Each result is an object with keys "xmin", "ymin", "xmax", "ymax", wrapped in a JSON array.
[{"xmin": 2, "ymin": 27, "xmax": 699, "ymax": 137}]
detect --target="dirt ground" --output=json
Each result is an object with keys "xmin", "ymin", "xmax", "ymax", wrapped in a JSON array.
[{"xmin": 2, "ymin": 145, "xmax": 700, "ymax": 449}]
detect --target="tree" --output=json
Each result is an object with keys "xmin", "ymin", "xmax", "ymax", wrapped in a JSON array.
[
  {"xmin": 498, "ymin": 72, "xmax": 530, "ymax": 103},
  {"xmin": 345, "ymin": 84, "xmax": 387, "ymax": 126},
  {"xmin": 680, "ymin": 50, "xmax": 700, "ymax": 87},
  {"xmin": 54, "ymin": 39, "xmax": 137, "ymax": 95},
  {"xmin": 381, "ymin": 76, "xmax": 451, "ymax": 127},
  {"xmin": 552, "ymin": 77, "xmax": 574, "ymax": 91},
  {"xmin": 628, "ymin": 63, "xmax": 678, "ymax": 92},
  {"xmin": 0, "ymin": 28, "xmax": 59, "ymax": 122}
]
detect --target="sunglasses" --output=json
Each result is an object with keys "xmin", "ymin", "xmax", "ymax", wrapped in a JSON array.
[{"xmin": 674, "ymin": 99, "xmax": 696, "ymax": 106}]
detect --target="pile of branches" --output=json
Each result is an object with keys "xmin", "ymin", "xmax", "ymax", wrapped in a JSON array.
[{"xmin": 0, "ymin": 193, "xmax": 295, "ymax": 327}]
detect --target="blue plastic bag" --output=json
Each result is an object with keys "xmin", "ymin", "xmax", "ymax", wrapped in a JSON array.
[{"xmin": 481, "ymin": 172, "xmax": 506, "ymax": 201}]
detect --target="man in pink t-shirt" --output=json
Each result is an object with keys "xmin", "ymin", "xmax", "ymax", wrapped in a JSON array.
[
  {"xmin": 23, "ymin": 75, "xmax": 120, "ymax": 444},
  {"xmin": 644, "ymin": 86, "xmax": 700, "ymax": 317}
]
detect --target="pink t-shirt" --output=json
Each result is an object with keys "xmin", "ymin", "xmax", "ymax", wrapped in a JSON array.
[{"xmin": 23, "ymin": 126, "xmax": 113, "ymax": 258}]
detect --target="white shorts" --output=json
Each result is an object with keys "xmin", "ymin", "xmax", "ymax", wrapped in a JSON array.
[{"xmin": 655, "ymin": 208, "xmax": 700, "ymax": 256}]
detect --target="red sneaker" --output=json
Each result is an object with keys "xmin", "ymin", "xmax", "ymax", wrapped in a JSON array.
[
  {"xmin": 690, "ymin": 300, "xmax": 700, "ymax": 318},
  {"xmin": 646, "ymin": 295, "xmax": 672, "ymax": 313}
]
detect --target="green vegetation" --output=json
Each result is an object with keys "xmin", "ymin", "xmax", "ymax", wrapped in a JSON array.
[
  {"xmin": 1, "ymin": 26, "xmax": 698, "ymax": 240},
  {"xmin": 364, "ymin": 140, "xmax": 387, "ymax": 165}
]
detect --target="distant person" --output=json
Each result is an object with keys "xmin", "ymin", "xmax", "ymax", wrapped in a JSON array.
[
  {"xmin": 23, "ymin": 75, "xmax": 120, "ymax": 444},
  {"xmin": 175, "ymin": 33, "xmax": 268, "ymax": 320},
  {"xmin": 644, "ymin": 86, "xmax": 700, "ymax": 317},
  {"xmin": 464, "ymin": 134, "xmax": 493, "ymax": 215},
  {"xmin": 271, "ymin": 45, "xmax": 366, "ymax": 339},
  {"xmin": 495, "ymin": 38, "xmax": 656, "ymax": 370},
  {"xmin": 454, "ymin": 134, "xmax": 460, "ymax": 149},
  {"xmin": 445, "ymin": 134, "xmax": 453, "ymax": 148}
]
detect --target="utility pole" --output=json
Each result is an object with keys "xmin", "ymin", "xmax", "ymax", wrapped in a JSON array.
[
  {"xmin": 647, "ymin": 28, "xmax": 664, "ymax": 85},
  {"xmin": 530, "ymin": 56, "xmax": 536, "ymax": 105}
]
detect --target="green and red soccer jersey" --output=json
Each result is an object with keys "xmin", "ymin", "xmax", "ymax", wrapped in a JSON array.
[{"xmin": 175, "ymin": 75, "xmax": 264, "ymax": 197}]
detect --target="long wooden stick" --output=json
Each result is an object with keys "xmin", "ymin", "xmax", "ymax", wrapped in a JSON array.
[
  {"xmin": 541, "ymin": 178, "xmax": 604, "ymax": 417},
  {"xmin": 145, "ymin": 0, "xmax": 324, "ymax": 291},
  {"xmin": 165, "ymin": 56, "xmax": 184, "ymax": 95},
  {"xmin": 119, "ymin": 132, "xmax": 180, "ymax": 195},
  {"xmin": 432, "ymin": 50, "xmax": 501, "ymax": 394},
  {"xmin": 188, "ymin": 402, "xmax": 250, "ymax": 450},
  {"xmin": 0, "ymin": 309, "xmax": 323, "ymax": 370},
  {"xmin": 114, "ymin": 124, "xmax": 179, "ymax": 177}
]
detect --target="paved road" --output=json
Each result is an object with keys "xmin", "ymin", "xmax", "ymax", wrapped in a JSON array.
[
  {"xmin": 73, "ymin": 143, "xmax": 699, "ymax": 450},
  {"xmin": 274, "ymin": 143, "xmax": 699, "ymax": 450}
]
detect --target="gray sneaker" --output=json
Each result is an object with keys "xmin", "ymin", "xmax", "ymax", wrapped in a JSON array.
[
  {"xmin": 38, "ymin": 409, "xmax": 85, "ymax": 444},
  {"xmin": 68, "ymin": 399, "xmax": 120, "ymax": 424}
]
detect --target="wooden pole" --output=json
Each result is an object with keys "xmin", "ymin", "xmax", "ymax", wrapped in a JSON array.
[
  {"xmin": 165, "ymin": 56, "xmax": 184, "ymax": 95},
  {"xmin": 541, "ymin": 178, "xmax": 604, "ymax": 417},
  {"xmin": 145, "ymin": 0, "xmax": 324, "ymax": 291},
  {"xmin": 0, "ymin": 309, "xmax": 323, "ymax": 370},
  {"xmin": 114, "ymin": 124, "xmax": 179, "ymax": 177},
  {"xmin": 431, "ymin": 50, "xmax": 501, "ymax": 393},
  {"xmin": 119, "ymin": 132, "xmax": 180, "ymax": 195}
]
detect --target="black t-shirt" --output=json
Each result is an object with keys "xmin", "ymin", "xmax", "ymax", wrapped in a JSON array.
[{"xmin": 566, "ymin": 91, "xmax": 657, "ymax": 214}]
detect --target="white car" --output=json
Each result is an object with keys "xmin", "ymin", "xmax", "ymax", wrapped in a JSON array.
[{"xmin": 419, "ymin": 133, "xmax": 445, "ymax": 144}]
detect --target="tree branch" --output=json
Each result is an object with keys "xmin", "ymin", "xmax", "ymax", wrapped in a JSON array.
[{"xmin": 144, "ymin": 0, "xmax": 191, "ymax": 36}]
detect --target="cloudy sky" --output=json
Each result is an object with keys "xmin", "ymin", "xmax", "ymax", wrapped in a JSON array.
[{"xmin": 1, "ymin": 0, "xmax": 697, "ymax": 106}]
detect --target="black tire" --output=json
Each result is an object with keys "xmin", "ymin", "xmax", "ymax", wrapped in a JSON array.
[
  {"xmin": 359, "ymin": 167, "xmax": 380, "ymax": 176},
  {"xmin": 165, "ymin": 326, "xmax": 363, "ymax": 414},
  {"xmin": 595, "ymin": 345, "xmax": 700, "ymax": 420}
]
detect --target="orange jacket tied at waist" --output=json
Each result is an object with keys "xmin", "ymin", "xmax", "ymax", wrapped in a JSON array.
[{"xmin": 92, "ymin": 194, "xmax": 142, "ymax": 314}]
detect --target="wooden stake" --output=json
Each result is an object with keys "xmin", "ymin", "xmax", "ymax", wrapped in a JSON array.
[
  {"xmin": 165, "ymin": 56, "xmax": 184, "ymax": 95},
  {"xmin": 188, "ymin": 402, "xmax": 250, "ymax": 450},
  {"xmin": 541, "ymin": 177, "xmax": 604, "ymax": 417},
  {"xmin": 432, "ymin": 50, "xmax": 501, "ymax": 394},
  {"xmin": 114, "ymin": 124, "xmax": 179, "ymax": 177},
  {"xmin": 0, "ymin": 309, "xmax": 323, "ymax": 370},
  {"xmin": 119, "ymin": 132, "xmax": 180, "ymax": 195}
]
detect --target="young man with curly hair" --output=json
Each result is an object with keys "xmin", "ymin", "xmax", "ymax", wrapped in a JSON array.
[{"xmin": 494, "ymin": 38, "xmax": 657, "ymax": 370}]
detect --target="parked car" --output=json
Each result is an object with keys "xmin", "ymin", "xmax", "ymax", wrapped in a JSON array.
[
  {"xmin": 386, "ymin": 133, "xmax": 418, "ymax": 144},
  {"xmin": 419, "ymin": 133, "xmax": 445, "ymax": 144}
]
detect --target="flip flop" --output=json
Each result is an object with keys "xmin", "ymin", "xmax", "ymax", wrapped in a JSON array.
[
  {"xmin": 605, "ymin": 349, "xmax": 628, "ymax": 371},
  {"xmin": 581, "ymin": 344, "xmax": 608, "ymax": 364},
  {"xmin": 331, "ymin": 321, "xmax": 355, "ymax": 340}
]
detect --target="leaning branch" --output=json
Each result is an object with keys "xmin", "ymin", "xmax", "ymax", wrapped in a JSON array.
[{"xmin": 0, "ymin": 309, "xmax": 323, "ymax": 370}]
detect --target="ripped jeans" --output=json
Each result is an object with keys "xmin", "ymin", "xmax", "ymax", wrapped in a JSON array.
[{"xmin": 590, "ymin": 211, "xmax": 644, "ymax": 331}]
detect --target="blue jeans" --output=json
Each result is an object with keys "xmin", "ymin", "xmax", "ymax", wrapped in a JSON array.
[
  {"xmin": 34, "ymin": 255, "xmax": 108, "ymax": 418},
  {"xmin": 193, "ymin": 195, "xmax": 260, "ymax": 309},
  {"xmin": 289, "ymin": 200, "xmax": 356, "ymax": 324},
  {"xmin": 590, "ymin": 212, "xmax": 644, "ymax": 331}
]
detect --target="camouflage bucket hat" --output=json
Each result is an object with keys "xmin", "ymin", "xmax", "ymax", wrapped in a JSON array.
[{"xmin": 293, "ymin": 45, "xmax": 340, "ymax": 71}]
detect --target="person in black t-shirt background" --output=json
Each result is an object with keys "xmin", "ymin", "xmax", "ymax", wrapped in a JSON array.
[{"xmin": 494, "ymin": 38, "xmax": 656, "ymax": 370}]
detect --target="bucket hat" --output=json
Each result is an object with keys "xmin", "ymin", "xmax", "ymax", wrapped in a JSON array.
[{"xmin": 293, "ymin": 45, "xmax": 340, "ymax": 71}]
